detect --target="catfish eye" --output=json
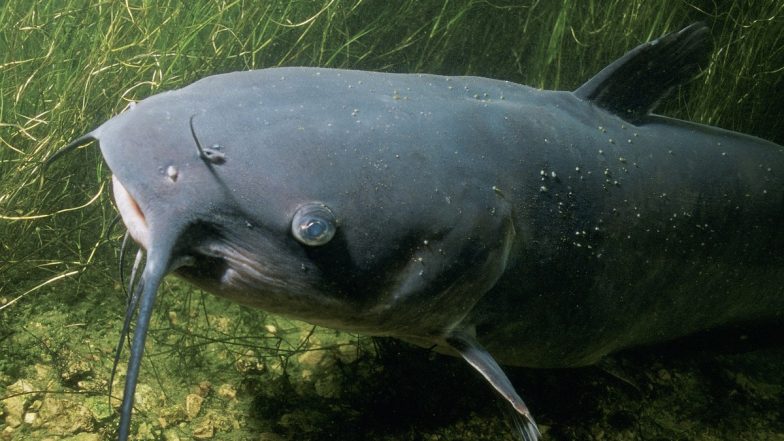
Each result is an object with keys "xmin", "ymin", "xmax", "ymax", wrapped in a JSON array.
[{"xmin": 291, "ymin": 203, "xmax": 336, "ymax": 246}]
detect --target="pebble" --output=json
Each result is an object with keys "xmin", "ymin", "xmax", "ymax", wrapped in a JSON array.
[
  {"xmin": 217, "ymin": 383, "xmax": 237, "ymax": 400},
  {"xmin": 297, "ymin": 350, "xmax": 326, "ymax": 367},
  {"xmin": 23, "ymin": 412, "xmax": 37, "ymax": 424},
  {"xmin": 192, "ymin": 420, "xmax": 215, "ymax": 439},
  {"xmin": 336, "ymin": 344, "xmax": 360, "ymax": 364},
  {"xmin": 185, "ymin": 394, "xmax": 204, "ymax": 420}
]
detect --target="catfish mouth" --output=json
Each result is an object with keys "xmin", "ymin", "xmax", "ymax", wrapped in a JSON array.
[{"xmin": 112, "ymin": 175, "xmax": 150, "ymax": 250}]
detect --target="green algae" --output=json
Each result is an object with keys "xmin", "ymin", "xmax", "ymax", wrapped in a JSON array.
[{"xmin": 1, "ymin": 1, "xmax": 783, "ymax": 440}]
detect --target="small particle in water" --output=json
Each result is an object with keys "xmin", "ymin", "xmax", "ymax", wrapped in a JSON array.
[
  {"xmin": 599, "ymin": 149, "xmax": 604, "ymax": 155},
  {"xmin": 550, "ymin": 171, "xmax": 557, "ymax": 178},
  {"xmin": 575, "ymin": 166, "xmax": 581, "ymax": 172},
  {"xmin": 618, "ymin": 157, "xmax": 626, "ymax": 163},
  {"xmin": 540, "ymin": 185, "xmax": 548, "ymax": 192},
  {"xmin": 608, "ymin": 138, "xmax": 614, "ymax": 144}
]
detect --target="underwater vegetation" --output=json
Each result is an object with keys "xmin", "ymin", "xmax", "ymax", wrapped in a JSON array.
[{"xmin": 1, "ymin": 1, "xmax": 783, "ymax": 440}]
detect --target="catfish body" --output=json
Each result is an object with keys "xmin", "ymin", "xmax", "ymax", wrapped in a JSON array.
[
  {"xmin": 59, "ymin": 23, "xmax": 784, "ymax": 440},
  {"xmin": 467, "ymin": 108, "xmax": 784, "ymax": 367},
  {"xmin": 142, "ymin": 64, "xmax": 784, "ymax": 369}
]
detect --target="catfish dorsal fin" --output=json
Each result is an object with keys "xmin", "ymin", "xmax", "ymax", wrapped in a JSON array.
[
  {"xmin": 446, "ymin": 329, "xmax": 541, "ymax": 441},
  {"xmin": 573, "ymin": 22, "xmax": 711, "ymax": 123}
]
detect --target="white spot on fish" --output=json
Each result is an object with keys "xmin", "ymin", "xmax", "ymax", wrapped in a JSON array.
[{"xmin": 166, "ymin": 165, "xmax": 178, "ymax": 182}]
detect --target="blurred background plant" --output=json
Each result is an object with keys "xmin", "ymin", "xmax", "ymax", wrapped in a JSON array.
[{"xmin": 1, "ymin": 1, "xmax": 782, "ymax": 440}]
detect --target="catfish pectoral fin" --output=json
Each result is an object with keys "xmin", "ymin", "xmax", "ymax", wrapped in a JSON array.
[{"xmin": 446, "ymin": 330, "xmax": 541, "ymax": 441}]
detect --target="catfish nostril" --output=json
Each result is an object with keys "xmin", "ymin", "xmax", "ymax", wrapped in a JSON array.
[
  {"xmin": 202, "ymin": 145, "xmax": 225, "ymax": 164},
  {"xmin": 189, "ymin": 114, "xmax": 226, "ymax": 165}
]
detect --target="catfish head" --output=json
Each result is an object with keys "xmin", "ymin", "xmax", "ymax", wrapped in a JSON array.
[{"xmin": 57, "ymin": 68, "xmax": 533, "ymax": 440}]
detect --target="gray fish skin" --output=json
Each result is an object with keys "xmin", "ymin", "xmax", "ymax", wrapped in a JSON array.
[
  {"xmin": 102, "ymin": 66, "xmax": 784, "ymax": 362},
  {"xmin": 467, "ymin": 111, "xmax": 784, "ymax": 368},
  {"xmin": 62, "ymin": 23, "xmax": 784, "ymax": 441}
]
